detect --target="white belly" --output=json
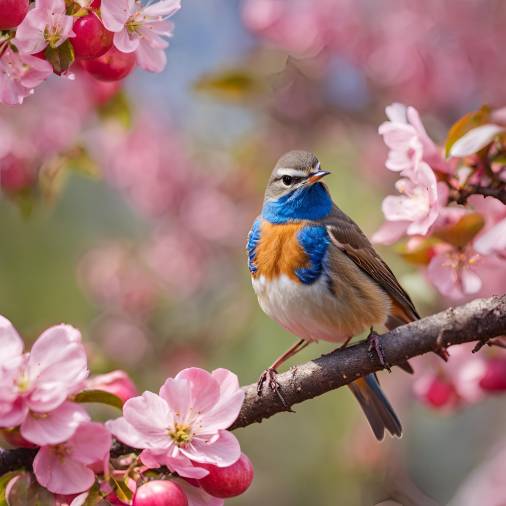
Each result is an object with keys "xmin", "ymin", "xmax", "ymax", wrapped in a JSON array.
[{"xmin": 252, "ymin": 274, "xmax": 363, "ymax": 343}]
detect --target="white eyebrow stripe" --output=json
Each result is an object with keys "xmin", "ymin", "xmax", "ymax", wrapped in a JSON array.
[{"xmin": 276, "ymin": 167, "xmax": 307, "ymax": 177}]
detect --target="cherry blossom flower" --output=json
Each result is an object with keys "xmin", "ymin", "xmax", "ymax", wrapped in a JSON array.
[
  {"xmin": 426, "ymin": 244, "xmax": 500, "ymax": 300},
  {"xmin": 107, "ymin": 368, "xmax": 244, "ymax": 478},
  {"xmin": 14, "ymin": 0, "xmax": 75, "ymax": 55},
  {"xmin": 33, "ymin": 421, "xmax": 111, "ymax": 495},
  {"xmin": 0, "ymin": 47, "xmax": 53, "ymax": 105},
  {"xmin": 0, "ymin": 316, "xmax": 89, "ymax": 445},
  {"xmin": 85, "ymin": 370, "xmax": 138, "ymax": 403},
  {"xmin": 101, "ymin": 0, "xmax": 181, "ymax": 72},
  {"xmin": 372, "ymin": 162, "xmax": 448, "ymax": 244}
]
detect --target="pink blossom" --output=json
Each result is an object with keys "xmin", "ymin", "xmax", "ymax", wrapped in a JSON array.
[
  {"xmin": 426, "ymin": 245, "xmax": 500, "ymax": 300},
  {"xmin": 107, "ymin": 368, "xmax": 244, "ymax": 478},
  {"xmin": 449, "ymin": 124, "xmax": 505, "ymax": 157},
  {"xmin": 0, "ymin": 47, "xmax": 53, "ymax": 105},
  {"xmin": 372, "ymin": 162, "xmax": 447, "ymax": 244},
  {"xmin": 0, "ymin": 316, "xmax": 89, "ymax": 445},
  {"xmin": 33, "ymin": 421, "xmax": 111, "ymax": 495},
  {"xmin": 474, "ymin": 218, "xmax": 506, "ymax": 256},
  {"xmin": 14, "ymin": 0, "xmax": 75, "ymax": 55},
  {"xmin": 378, "ymin": 103, "xmax": 448, "ymax": 174},
  {"xmin": 86, "ymin": 370, "xmax": 138, "ymax": 403},
  {"xmin": 101, "ymin": 0, "xmax": 181, "ymax": 72}
]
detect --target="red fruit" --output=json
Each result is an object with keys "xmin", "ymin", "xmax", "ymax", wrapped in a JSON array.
[
  {"xmin": 90, "ymin": 0, "xmax": 101, "ymax": 7},
  {"xmin": 0, "ymin": 0, "xmax": 29, "ymax": 29},
  {"xmin": 79, "ymin": 46, "xmax": 136, "ymax": 82},
  {"xmin": 0, "ymin": 155, "xmax": 33, "ymax": 192},
  {"xmin": 198, "ymin": 453, "xmax": 254, "ymax": 498},
  {"xmin": 72, "ymin": 14, "xmax": 113, "ymax": 60},
  {"xmin": 479, "ymin": 358, "xmax": 506, "ymax": 392},
  {"xmin": 133, "ymin": 481, "xmax": 188, "ymax": 506},
  {"xmin": 423, "ymin": 376, "xmax": 458, "ymax": 408}
]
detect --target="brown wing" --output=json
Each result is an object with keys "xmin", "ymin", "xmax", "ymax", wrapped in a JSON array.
[{"xmin": 322, "ymin": 206, "xmax": 420, "ymax": 323}]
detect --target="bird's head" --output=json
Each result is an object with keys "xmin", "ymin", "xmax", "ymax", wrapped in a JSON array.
[{"xmin": 262, "ymin": 150, "xmax": 333, "ymax": 223}]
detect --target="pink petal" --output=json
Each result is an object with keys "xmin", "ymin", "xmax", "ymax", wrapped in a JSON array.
[
  {"xmin": 142, "ymin": 0, "xmax": 181, "ymax": 18},
  {"xmin": 371, "ymin": 220, "xmax": 409, "ymax": 245},
  {"xmin": 106, "ymin": 416, "xmax": 148, "ymax": 448},
  {"xmin": 113, "ymin": 29, "xmax": 139, "ymax": 53},
  {"xmin": 0, "ymin": 397, "xmax": 29, "ymax": 428},
  {"xmin": 100, "ymin": 0, "xmax": 131, "ymax": 32},
  {"xmin": 21, "ymin": 401, "xmax": 89, "ymax": 446},
  {"xmin": 68, "ymin": 422, "xmax": 111, "ymax": 465},
  {"xmin": 199, "ymin": 370, "xmax": 244, "ymax": 431},
  {"xmin": 384, "ymin": 102, "xmax": 408, "ymax": 124},
  {"xmin": 474, "ymin": 218, "xmax": 506, "ymax": 255},
  {"xmin": 450, "ymin": 124, "xmax": 505, "ymax": 157},
  {"xmin": 427, "ymin": 252, "xmax": 462, "ymax": 299},
  {"xmin": 13, "ymin": 8, "xmax": 48, "ymax": 54},
  {"xmin": 33, "ymin": 447, "xmax": 95, "ymax": 495},
  {"xmin": 461, "ymin": 269, "xmax": 482, "ymax": 295},
  {"xmin": 135, "ymin": 42, "xmax": 167, "ymax": 73},
  {"xmin": 0, "ymin": 315, "xmax": 23, "ymax": 366},
  {"xmin": 141, "ymin": 450, "xmax": 209, "ymax": 479},
  {"xmin": 159, "ymin": 377, "xmax": 191, "ymax": 417},
  {"xmin": 18, "ymin": 53, "xmax": 53, "ymax": 88},
  {"xmin": 27, "ymin": 324, "xmax": 88, "ymax": 412},
  {"xmin": 184, "ymin": 430, "xmax": 241, "ymax": 467},
  {"xmin": 175, "ymin": 368, "xmax": 221, "ymax": 415}
]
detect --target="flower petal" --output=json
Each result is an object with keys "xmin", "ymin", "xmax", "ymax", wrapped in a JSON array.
[
  {"xmin": 175, "ymin": 368, "xmax": 221, "ymax": 415},
  {"xmin": 33, "ymin": 446, "xmax": 95, "ymax": 495},
  {"xmin": 68, "ymin": 421, "xmax": 111, "ymax": 465},
  {"xmin": 100, "ymin": 0, "xmax": 131, "ymax": 32},
  {"xmin": 21, "ymin": 401, "xmax": 90, "ymax": 446},
  {"xmin": 450, "ymin": 124, "xmax": 504, "ymax": 157},
  {"xmin": 185, "ymin": 430, "xmax": 241, "ymax": 467},
  {"xmin": 0, "ymin": 316, "xmax": 23, "ymax": 366}
]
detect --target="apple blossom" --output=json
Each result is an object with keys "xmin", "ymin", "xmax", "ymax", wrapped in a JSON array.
[
  {"xmin": 0, "ymin": 316, "xmax": 89, "ymax": 445},
  {"xmin": 100, "ymin": 0, "xmax": 181, "ymax": 72},
  {"xmin": 14, "ymin": 0, "xmax": 75, "ymax": 55},
  {"xmin": 0, "ymin": 47, "xmax": 53, "ymax": 105},
  {"xmin": 372, "ymin": 162, "xmax": 447, "ymax": 244},
  {"xmin": 33, "ymin": 421, "xmax": 111, "ymax": 495},
  {"xmin": 107, "ymin": 368, "xmax": 244, "ymax": 478}
]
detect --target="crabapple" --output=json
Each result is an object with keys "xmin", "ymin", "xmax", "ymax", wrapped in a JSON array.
[
  {"xmin": 479, "ymin": 358, "xmax": 506, "ymax": 392},
  {"xmin": 79, "ymin": 46, "xmax": 136, "ymax": 81},
  {"xmin": 0, "ymin": 0, "xmax": 29, "ymax": 29},
  {"xmin": 422, "ymin": 376, "xmax": 459, "ymax": 408},
  {"xmin": 198, "ymin": 453, "xmax": 254, "ymax": 498},
  {"xmin": 133, "ymin": 481, "xmax": 188, "ymax": 506},
  {"xmin": 72, "ymin": 14, "xmax": 113, "ymax": 60}
]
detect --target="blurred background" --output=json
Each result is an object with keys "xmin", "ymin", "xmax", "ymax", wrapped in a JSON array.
[{"xmin": 1, "ymin": 1, "xmax": 506, "ymax": 504}]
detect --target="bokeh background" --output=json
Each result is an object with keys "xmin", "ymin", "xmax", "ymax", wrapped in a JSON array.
[{"xmin": 1, "ymin": 1, "xmax": 506, "ymax": 504}]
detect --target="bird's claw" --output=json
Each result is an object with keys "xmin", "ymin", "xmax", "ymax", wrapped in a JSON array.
[
  {"xmin": 257, "ymin": 368, "xmax": 292, "ymax": 410},
  {"xmin": 367, "ymin": 329, "xmax": 391, "ymax": 373}
]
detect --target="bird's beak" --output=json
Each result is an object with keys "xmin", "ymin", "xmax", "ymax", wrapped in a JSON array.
[{"xmin": 307, "ymin": 170, "xmax": 331, "ymax": 184}]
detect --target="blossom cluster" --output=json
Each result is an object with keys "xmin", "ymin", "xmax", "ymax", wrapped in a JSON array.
[
  {"xmin": 371, "ymin": 102, "xmax": 506, "ymax": 411},
  {"xmin": 241, "ymin": 0, "xmax": 506, "ymax": 112},
  {"xmin": 0, "ymin": 0, "xmax": 181, "ymax": 105},
  {"xmin": 0, "ymin": 315, "xmax": 252, "ymax": 506}
]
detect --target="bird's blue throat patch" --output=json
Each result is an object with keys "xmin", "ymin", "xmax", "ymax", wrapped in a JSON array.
[{"xmin": 261, "ymin": 183, "xmax": 332, "ymax": 223}]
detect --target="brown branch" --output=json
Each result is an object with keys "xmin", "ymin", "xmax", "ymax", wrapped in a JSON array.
[
  {"xmin": 1, "ymin": 295, "xmax": 505, "ymax": 475},
  {"xmin": 449, "ymin": 184, "xmax": 506, "ymax": 205}
]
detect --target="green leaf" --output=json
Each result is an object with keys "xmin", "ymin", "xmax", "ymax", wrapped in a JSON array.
[
  {"xmin": 112, "ymin": 478, "xmax": 133, "ymax": 504},
  {"xmin": 0, "ymin": 471, "xmax": 23, "ymax": 506},
  {"xmin": 74, "ymin": 389, "xmax": 124, "ymax": 409},
  {"xmin": 44, "ymin": 40, "xmax": 75, "ymax": 74},
  {"xmin": 194, "ymin": 68, "xmax": 264, "ymax": 102},
  {"xmin": 7, "ymin": 472, "xmax": 54, "ymax": 506},
  {"xmin": 445, "ymin": 105, "xmax": 491, "ymax": 157},
  {"xmin": 97, "ymin": 91, "xmax": 132, "ymax": 128}
]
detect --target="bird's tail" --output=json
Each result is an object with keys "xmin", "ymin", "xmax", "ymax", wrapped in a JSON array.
[{"xmin": 348, "ymin": 374, "xmax": 402, "ymax": 440}]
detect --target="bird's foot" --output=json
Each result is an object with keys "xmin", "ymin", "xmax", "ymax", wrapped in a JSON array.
[
  {"xmin": 367, "ymin": 328, "xmax": 391, "ymax": 373},
  {"xmin": 257, "ymin": 368, "xmax": 292, "ymax": 410}
]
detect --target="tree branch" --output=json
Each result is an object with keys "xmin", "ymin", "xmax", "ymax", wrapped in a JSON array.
[
  {"xmin": 1, "ymin": 295, "xmax": 505, "ymax": 475},
  {"xmin": 449, "ymin": 184, "xmax": 506, "ymax": 205}
]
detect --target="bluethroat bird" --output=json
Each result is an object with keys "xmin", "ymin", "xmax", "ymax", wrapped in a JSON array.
[{"xmin": 247, "ymin": 150, "xmax": 420, "ymax": 440}]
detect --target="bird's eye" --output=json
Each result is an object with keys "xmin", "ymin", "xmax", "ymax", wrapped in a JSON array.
[{"xmin": 281, "ymin": 175, "xmax": 293, "ymax": 186}]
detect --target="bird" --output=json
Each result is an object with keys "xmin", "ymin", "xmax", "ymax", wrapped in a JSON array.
[{"xmin": 246, "ymin": 150, "xmax": 420, "ymax": 440}]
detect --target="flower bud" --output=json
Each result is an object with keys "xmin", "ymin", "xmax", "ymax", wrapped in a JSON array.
[
  {"xmin": 133, "ymin": 481, "xmax": 188, "ymax": 506},
  {"xmin": 479, "ymin": 357, "xmax": 506, "ymax": 392},
  {"xmin": 415, "ymin": 374, "xmax": 459, "ymax": 409},
  {"xmin": 86, "ymin": 370, "xmax": 138, "ymax": 403},
  {"xmin": 197, "ymin": 453, "xmax": 254, "ymax": 498}
]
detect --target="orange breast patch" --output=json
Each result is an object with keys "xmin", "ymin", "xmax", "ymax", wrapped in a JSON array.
[{"xmin": 253, "ymin": 221, "xmax": 308, "ymax": 281}]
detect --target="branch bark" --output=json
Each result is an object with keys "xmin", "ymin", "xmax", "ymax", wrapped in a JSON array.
[{"xmin": 1, "ymin": 295, "xmax": 505, "ymax": 475}]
